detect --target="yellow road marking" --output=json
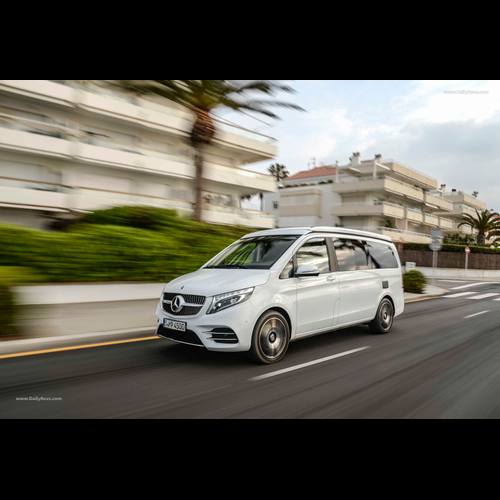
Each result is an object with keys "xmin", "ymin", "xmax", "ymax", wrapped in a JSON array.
[
  {"xmin": 405, "ymin": 296, "xmax": 441, "ymax": 303},
  {"xmin": 0, "ymin": 336, "xmax": 160, "ymax": 360}
]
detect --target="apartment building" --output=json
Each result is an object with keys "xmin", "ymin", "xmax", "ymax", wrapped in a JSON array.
[
  {"xmin": 264, "ymin": 153, "xmax": 486, "ymax": 244},
  {"xmin": 436, "ymin": 186, "xmax": 487, "ymax": 237},
  {"xmin": 0, "ymin": 80, "xmax": 277, "ymax": 230}
]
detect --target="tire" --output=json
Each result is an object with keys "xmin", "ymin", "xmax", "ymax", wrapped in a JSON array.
[
  {"xmin": 369, "ymin": 298, "xmax": 394, "ymax": 334},
  {"xmin": 248, "ymin": 310, "xmax": 290, "ymax": 364}
]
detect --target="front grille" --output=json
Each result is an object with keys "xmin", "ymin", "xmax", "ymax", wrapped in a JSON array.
[
  {"xmin": 157, "ymin": 325, "xmax": 205, "ymax": 347},
  {"xmin": 162, "ymin": 293, "xmax": 206, "ymax": 316},
  {"xmin": 163, "ymin": 293, "xmax": 205, "ymax": 305}
]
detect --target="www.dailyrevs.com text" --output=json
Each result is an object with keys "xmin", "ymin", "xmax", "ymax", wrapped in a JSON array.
[{"xmin": 16, "ymin": 397, "xmax": 63, "ymax": 402}]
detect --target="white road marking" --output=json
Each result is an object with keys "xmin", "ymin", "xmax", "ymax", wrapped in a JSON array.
[
  {"xmin": 450, "ymin": 282, "xmax": 492, "ymax": 290},
  {"xmin": 443, "ymin": 292, "xmax": 479, "ymax": 298},
  {"xmin": 439, "ymin": 280, "xmax": 470, "ymax": 283},
  {"xmin": 249, "ymin": 346, "xmax": 370, "ymax": 382},
  {"xmin": 464, "ymin": 310, "xmax": 490, "ymax": 318},
  {"xmin": 468, "ymin": 293, "xmax": 500, "ymax": 300}
]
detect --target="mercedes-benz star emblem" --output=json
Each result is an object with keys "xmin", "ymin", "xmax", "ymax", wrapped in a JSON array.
[{"xmin": 171, "ymin": 295, "xmax": 185, "ymax": 313}]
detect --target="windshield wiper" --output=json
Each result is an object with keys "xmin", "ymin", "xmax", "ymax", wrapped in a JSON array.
[{"xmin": 209, "ymin": 264, "xmax": 251, "ymax": 269}]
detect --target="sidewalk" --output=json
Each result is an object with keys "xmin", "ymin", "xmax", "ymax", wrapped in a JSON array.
[{"xmin": 404, "ymin": 284, "xmax": 447, "ymax": 302}]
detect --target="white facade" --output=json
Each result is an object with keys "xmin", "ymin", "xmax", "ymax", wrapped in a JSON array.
[
  {"xmin": 264, "ymin": 153, "xmax": 487, "ymax": 244},
  {"xmin": 0, "ymin": 80, "xmax": 278, "ymax": 229}
]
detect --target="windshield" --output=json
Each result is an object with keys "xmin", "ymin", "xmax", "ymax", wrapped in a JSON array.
[{"xmin": 205, "ymin": 236, "xmax": 299, "ymax": 270}]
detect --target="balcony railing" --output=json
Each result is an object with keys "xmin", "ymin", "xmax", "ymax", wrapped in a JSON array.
[
  {"xmin": 204, "ymin": 203, "xmax": 274, "ymax": 219},
  {"xmin": 345, "ymin": 225, "xmax": 432, "ymax": 241},
  {"xmin": 382, "ymin": 158, "xmax": 438, "ymax": 183},
  {"xmin": 49, "ymin": 80, "xmax": 278, "ymax": 145},
  {"xmin": 335, "ymin": 175, "xmax": 425, "ymax": 194},
  {"xmin": 0, "ymin": 112, "xmax": 274, "ymax": 185}
]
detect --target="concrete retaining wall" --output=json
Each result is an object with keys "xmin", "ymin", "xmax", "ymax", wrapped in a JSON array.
[{"xmin": 12, "ymin": 283, "xmax": 164, "ymax": 338}]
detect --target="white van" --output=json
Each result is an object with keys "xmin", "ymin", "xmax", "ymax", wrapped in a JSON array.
[{"xmin": 156, "ymin": 227, "xmax": 404, "ymax": 364}]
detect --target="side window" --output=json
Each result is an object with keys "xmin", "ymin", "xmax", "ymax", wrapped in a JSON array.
[
  {"xmin": 367, "ymin": 241, "xmax": 399, "ymax": 269},
  {"xmin": 352, "ymin": 240, "xmax": 370, "ymax": 270},
  {"xmin": 279, "ymin": 259, "xmax": 294, "ymax": 279},
  {"xmin": 296, "ymin": 237, "xmax": 330, "ymax": 274},
  {"xmin": 333, "ymin": 239, "xmax": 370, "ymax": 271}
]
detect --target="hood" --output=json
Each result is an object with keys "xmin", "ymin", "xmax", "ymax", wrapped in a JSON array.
[{"xmin": 164, "ymin": 268, "xmax": 271, "ymax": 297}]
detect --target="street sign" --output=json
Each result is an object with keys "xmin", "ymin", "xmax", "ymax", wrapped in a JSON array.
[
  {"xmin": 429, "ymin": 227, "xmax": 443, "ymax": 252},
  {"xmin": 429, "ymin": 228, "xmax": 443, "ymax": 285},
  {"xmin": 429, "ymin": 239, "xmax": 442, "ymax": 251},
  {"xmin": 465, "ymin": 247, "xmax": 471, "ymax": 254},
  {"xmin": 406, "ymin": 262, "xmax": 416, "ymax": 270}
]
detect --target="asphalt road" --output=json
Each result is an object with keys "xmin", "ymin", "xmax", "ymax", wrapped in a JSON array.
[{"xmin": 3, "ymin": 279, "xmax": 500, "ymax": 419}]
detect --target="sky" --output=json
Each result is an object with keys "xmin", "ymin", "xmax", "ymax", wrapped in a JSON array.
[{"xmin": 220, "ymin": 80, "xmax": 500, "ymax": 211}]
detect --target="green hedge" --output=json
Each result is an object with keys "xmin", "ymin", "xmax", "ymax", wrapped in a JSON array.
[
  {"xmin": 403, "ymin": 242, "xmax": 500, "ymax": 255},
  {"xmin": 0, "ymin": 208, "xmax": 254, "ymax": 284},
  {"xmin": 403, "ymin": 269, "xmax": 428, "ymax": 294},
  {"xmin": 0, "ymin": 267, "xmax": 44, "ymax": 335}
]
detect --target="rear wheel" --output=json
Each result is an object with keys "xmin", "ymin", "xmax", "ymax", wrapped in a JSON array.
[
  {"xmin": 369, "ymin": 298, "xmax": 394, "ymax": 334},
  {"xmin": 248, "ymin": 310, "xmax": 290, "ymax": 364}
]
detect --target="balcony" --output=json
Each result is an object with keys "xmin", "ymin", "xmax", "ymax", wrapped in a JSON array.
[
  {"xmin": 0, "ymin": 185, "xmax": 69, "ymax": 212},
  {"xmin": 435, "ymin": 204, "xmax": 478, "ymax": 218},
  {"xmin": 0, "ymin": 182, "xmax": 274, "ymax": 229},
  {"xmin": 0, "ymin": 80, "xmax": 277, "ymax": 162},
  {"xmin": 279, "ymin": 187, "xmax": 322, "ymax": 217},
  {"xmin": 333, "ymin": 176, "xmax": 425, "ymax": 202},
  {"xmin": 406, "ymin": 207, "xmax": 423, "ymax": 223},
  {"xmin": 382, "ymin": 160, "xmax": 438, "ymax": 189},
  {"xmin": 424, "ymin": 213, "xmax": 439, "ymax": 226},
  {"xmin": 424, "ymin": 192, "xmax": 453, "ymax": 211},
  {"xmin": 331, "ymin": 201, "xmax": 405, "ymax": 219},
  {"xmin": 345, "ymin": 225, "xmax": 432, "ymax": 244},
  {"xmin": 450, "ymin": 223, "xmax": 473, "ymax": 235},
  {"xmin": 378, "ymin": 227, "xmax": 431, "ymax": 244},
  {"xmin": 438, "ymin": 217, "xmax": 453, "ymax": 229},
  {"xmin": 201, "ymin": 204, "xmax": 275, "ymax": 229},
  {"xmin": 445, "ymin": 192, "xmax": 487, "ymax": 211},
  {"xmin": 0, "ymin": 114, "xmax": 276, "ymax": 194}
]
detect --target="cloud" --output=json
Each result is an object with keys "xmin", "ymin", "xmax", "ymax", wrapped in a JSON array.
[{"xmin": 361, "ymin": 116, "xmax": 500, "ymax": 209}]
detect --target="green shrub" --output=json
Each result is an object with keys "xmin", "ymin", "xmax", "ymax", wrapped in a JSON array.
[
  {"xmin": 403, "ymin": 269, "xmax": 428, "ymax": 294},
  {"xmin": 81, "ymin": 206, "xmax": 179, "ymax": 231},
  {"xmin": 0, "ymin": 208, "xmax": 256, "ymax": 284},
  {"xmin": 0, "ymin": 267, "xmax": 43, "ymax": 336},
  {"xmin": 0, "ymin": 284, "xmax": 16, "ymax": 336}
]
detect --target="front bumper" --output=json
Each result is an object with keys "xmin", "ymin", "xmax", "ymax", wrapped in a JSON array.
[{"xmin": 155, "ymin": 297, "xmax": 257, "ymax": 352}]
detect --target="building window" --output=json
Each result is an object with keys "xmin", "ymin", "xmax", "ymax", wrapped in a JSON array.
[{"xmin": 273, "ymin": 202, "xmax": 279, "ymax": 210}]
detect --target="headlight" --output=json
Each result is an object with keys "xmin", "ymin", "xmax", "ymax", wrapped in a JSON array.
[{"xmin": 207, "ymin": 287, "xmax": 254, "ymax": 315}]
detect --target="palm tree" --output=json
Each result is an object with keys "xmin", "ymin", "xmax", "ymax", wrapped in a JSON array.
[
  {"xmin": 458, "ymin": 209, "xmax": 500, "ymax": 246},
  {"xmin": 107, "ymin": 81, "xmax": 303, "ymax": 222},
  {"xmin": 268, "ymin": 163, "xmax": 290, "ymax": 183}
]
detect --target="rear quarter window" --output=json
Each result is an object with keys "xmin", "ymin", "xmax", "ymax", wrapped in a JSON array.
[{"xmin": 366, "ymin": 241, "xmax": 399, "ymax": 269}]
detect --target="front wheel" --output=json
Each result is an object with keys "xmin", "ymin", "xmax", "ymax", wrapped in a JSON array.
[
  {"xmin": 248, "ymin": 311, "xmax": 290, "ymax": 364},
  {"xmin": 369, "ymin": 298, "xmax": 394, "ymax": 334}
]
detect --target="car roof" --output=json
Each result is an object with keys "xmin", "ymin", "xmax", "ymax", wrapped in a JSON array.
[{"xmin": 241, "ymin": 226, "xmax": 393, "ymax": 243}]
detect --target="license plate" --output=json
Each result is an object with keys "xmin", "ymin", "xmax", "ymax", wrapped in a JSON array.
[{"xmin": 163, "ymin": 319, "xmax": 186, "ymax": 331}]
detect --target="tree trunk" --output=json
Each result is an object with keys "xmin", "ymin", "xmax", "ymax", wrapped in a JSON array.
[
  {"xmin": 477, "ymin": 232, "xmax": 486, "ymax": 246},
  {"xmin": 190, "ymin": 110, "xmax": 215, "ymax": 223},
  {"xmin": 193, "ymin": 149, "xmax": 204, "ymax": 223}
]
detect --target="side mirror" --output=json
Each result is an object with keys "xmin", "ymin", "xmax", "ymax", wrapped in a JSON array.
[{"xmin": 296, "ymin": 264, "xmax": 320, "ymax": 277}]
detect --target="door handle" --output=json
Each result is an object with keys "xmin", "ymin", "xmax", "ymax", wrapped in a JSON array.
[{"xmin": 327, "ymin": 275, "xmax": 336, "ymax": 281}]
